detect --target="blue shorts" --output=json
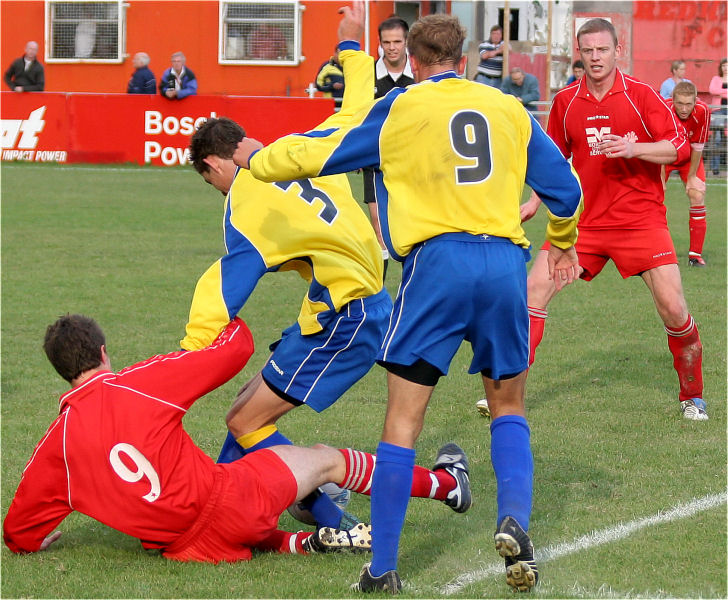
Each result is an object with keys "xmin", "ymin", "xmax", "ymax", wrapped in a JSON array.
[
  {"xmin": 261, "ymin": 289, "xmax": 392, "ymax": 412},
  {"xmin": 379, "ymin": 233, "xmax": 530, "ymax": 380}
]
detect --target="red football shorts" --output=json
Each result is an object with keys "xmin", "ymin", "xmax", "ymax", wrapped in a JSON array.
[
  {"xmin": 163, "ymin": 449, "xmax": 298, "ymax": 563},
  {"xmin": 541, "ymin": 228, "xmax": 677, "ymax": 280},
  {"xmin": 664, "ymin": 159, "xmax": 706, "ymax": 186}
]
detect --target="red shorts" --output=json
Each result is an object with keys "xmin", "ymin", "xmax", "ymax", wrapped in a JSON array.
[
  {"xmin": 664, "ymin": 159, "xmax": 705, "ymax": 184},
  {"xmin": 162, "ymin": 449, "xmax": 297, "ymax": 563},
  {"xmin": 541, "ymin": 228, "xmax": 677, "ymax": 280}
]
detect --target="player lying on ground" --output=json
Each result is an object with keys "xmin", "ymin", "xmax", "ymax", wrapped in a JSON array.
[
  {"xmin": 3, "ymin": 315, "xmax": 471, "ymax": 564},
  {"xmin": 183, "ymin": 38, "xmax": 390, "ymax": 531}
]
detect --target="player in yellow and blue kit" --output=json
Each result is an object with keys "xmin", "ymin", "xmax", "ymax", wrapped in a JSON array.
[
  {"xmin": 183, "ymin": 41, "xmax": 393, "ymax": 533},
  {"xmin": 234, "ymin": 6, "xmax": 583, "ymax": 593}
]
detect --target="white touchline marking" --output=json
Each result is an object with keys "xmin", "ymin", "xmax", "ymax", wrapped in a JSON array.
[{"xmin": 440, "ymin": 491, "xmax": 727, "ymax": 595}]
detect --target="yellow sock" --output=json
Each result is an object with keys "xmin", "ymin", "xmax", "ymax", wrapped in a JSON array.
[{"xmin": 237, "ymin": 425, "xmax": 278, "ymax": 450}]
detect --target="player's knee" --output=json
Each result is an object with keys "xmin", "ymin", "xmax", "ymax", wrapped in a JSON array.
[
  {"xmin": 659, "ymin": 301, "xmax": 689, "ymax": 328},
  {"xmin": 309, "ymin": 443, "xmax": 335, "ymax": 452}
]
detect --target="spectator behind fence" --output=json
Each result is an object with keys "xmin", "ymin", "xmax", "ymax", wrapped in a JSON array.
[
  {"xmin": 248, "ymin": 24, "xmax": 288, "ymax": 60},
  {"xmin": 659, "ymin": 60, "xmax": 690, "ymax": 99},
  {"xmin": 315, "ymin": 47, "xmax": 345, "ymax": 111},
  {"xmin": 74, "ymin": 7, "xmax": 97, "ymax": 59},
  {"xmin": 475, "ymin": 24, "xmax": 507, "ymax": 88},
  {"xmin": 127, "ymin": 52, "xmax": 156, "ymax": 94},
  {"xmin": 159, "ymin": 52, "xmax": 197, "ymax": 99},
  {"xmin": 501, "ymin": 66, "xmax": 540, "ymax": 112},
  {"xmin": 4, "ymin": 41, "xmax": 44, "ymax": 92},
  {"xmin": 708, "ymin": 58, "xmax": 727, "ymax": 175},
  {"xmin": 566, "ymin": 60, "xmax": 584, "ymax": 85}
]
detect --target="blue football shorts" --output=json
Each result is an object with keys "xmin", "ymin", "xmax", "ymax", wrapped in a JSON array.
[
  {"xmin": 261, "ymin": 288, "xmax": 392, "ymax": 412},
  {"xmin": 379, "ymin": 232, "xmax": 530, "ymax": 380}
]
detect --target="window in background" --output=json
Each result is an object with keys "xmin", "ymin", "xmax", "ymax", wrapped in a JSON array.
[
  {"xmin": 46, "ymin": 0, "xmax": 125, "ymax": 62},
  {"xmin": 219, "ymin": 1, "xmax": 301, "ymax": 65}
]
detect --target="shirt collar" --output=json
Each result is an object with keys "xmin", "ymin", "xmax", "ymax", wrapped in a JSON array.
[
  {"xmin": 428, "ymin": 70, "xmax": 459, "ymax": 83},
  {"xmin": 375, "ymin": 56, "xmax": 413, "ymax": 80},
  {"xmin": 58, "ymin": 371, "xmax": 113, "ymax": 412},
  {"xmin": 577, "ymin": 67, "xmax": 627, "ymax": 99}
]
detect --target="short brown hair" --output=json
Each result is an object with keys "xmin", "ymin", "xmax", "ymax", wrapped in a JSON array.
[
  {"xmin": 673, "ymin": 81, "xmax": 697, "ymax": 100},
  {"xmin": 378, "ymin": 16, "xmax": 408, "ymax": 39},
  {"xmin": 407, "ymin": 14, "xmax": 465, "ymax": 67},
  {"xmin": 577, "ymin": 18, "xmax": 618, "ymax": 47},
  {"xmin": 188, "ymin": 117, "xmax": 245, "ymax": 174},
  {"xmin": 44, "ymin": 314, "xmax": 105, "ymax": 383}
]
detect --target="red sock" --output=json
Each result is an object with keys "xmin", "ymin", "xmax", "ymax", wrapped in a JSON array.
[
  {"xmin": 689, "ymin": 205, "xmax": 707, "ymax": 257},
  {"xmin": 528, "ymin": 307, "xmax": 547, "ymax": 366},
  {"xmin": 665, "ymin": 315, "xmax": 703, "ymax": 401},
  {"xmin": 257, "ymin": 530, "xmax": 309, "ymax": 554},
  {"xmin": 337, "ymin": 448, "xmax": 455, "ymax": 500}
]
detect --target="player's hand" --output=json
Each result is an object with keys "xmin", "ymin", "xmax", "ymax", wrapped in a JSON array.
[
  {"xmin": 598, "ymin": 133, "xmax": 636, "ymax": 159},
  {"xmin": 165, "ymin": 89, "xmax": 177, "ymax": 98},
  {"xmin": 520, "ymin": 191, "xmax": 542, "ymax": 223},
  {"xmin": 233, "ymin": 137, "xmax": 264, "ymax": 170},
  {"xmin": 14, "ymin": 86, "xmax": 24, "ymax": 92},
  {"xmin": 337, "ymin": 1, "xmax": 365, "ymax": 43},
  {"xmin": 40, "ymin": 531, "xmax": 62, "ymax": 551},
  {"xmin": 546, "ymin": 245, "xmax": 581, "ymax": 291}
]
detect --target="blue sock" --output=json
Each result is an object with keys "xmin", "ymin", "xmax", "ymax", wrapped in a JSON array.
[
  {"xmin": 242, "ymin": 427, "xmax": 344, "ymax": 528},
  {"xmin": 490, "ymin": 415, "xmax": 533, "ymax": 530},
  {"xmin": 370, "ymin": 442, "xmax": 415, "ymax": 577},
  {"xmin": 216, "ymin": 431, "xmax": 246, "ymax": 464},
  {"xmin": 244, "ymin": 429, "xmax": 293, "ymax": 453}
]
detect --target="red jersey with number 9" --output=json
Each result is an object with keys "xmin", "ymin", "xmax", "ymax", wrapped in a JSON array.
[{"xmin": 3, "ymin": 319, "xmax": 253, "ymax": 553}]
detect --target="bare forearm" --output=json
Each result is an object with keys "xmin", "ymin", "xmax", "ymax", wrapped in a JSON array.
[
  {"xmin": 632, "ymin": 140, "xmax": 678, "ymax": 165},
  {"xmin": 687, "ymin": 149, "xmax": 702, "ymax": 179}
]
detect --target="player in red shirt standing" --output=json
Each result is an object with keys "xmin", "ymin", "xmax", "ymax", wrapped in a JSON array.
[
  {"xmin": 663, "ymin": 81, "xmax": 711, "ymax": 267},
  {"xmin": 3, "ymin": 315, "xmax": 470, "ymax": 565},
  {"xmin": 519, "ymin": 18, "xmax": 707, "ymax": 420}
]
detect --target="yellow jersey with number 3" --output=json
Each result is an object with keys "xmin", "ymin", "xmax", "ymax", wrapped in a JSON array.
[{"xmin": 181, "ymin": 47, "xmax": 382, "ymax": 351}]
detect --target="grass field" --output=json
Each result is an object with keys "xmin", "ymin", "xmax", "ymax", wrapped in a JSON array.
[{"xmin": 1, "ymin": 163, "xmax": 726, "ymax": 599}]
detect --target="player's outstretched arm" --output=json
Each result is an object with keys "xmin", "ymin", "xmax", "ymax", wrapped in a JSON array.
[{"xmin": 233, "ymin": 1, "xmax": 377, "ymax": 177}]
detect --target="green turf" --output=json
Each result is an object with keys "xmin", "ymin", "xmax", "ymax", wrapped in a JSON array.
[{"xmin": 1, "ymin": 164, "xmax": 726, "ymax": 598}]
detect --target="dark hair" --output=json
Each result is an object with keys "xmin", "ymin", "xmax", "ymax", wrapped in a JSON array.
[
  {"xmin": 572, "ymin": 60, "xmax": 584, "ymax": 70},
  {"xmin": 490, "ymin": 24, "xmax": 503, "ymax": 34},
  {"xmin": 44, "ymin": 314, "xmax": 105, "ymax": 383},
  {"xmin": 378, "ymin": 16, "xmax": 408, "ymax": 39},
  {"xmin": 189, "ymin": 117, "xmax": 246, "ymax": 174},
  {"xmin": 719, "ymin": 58, "xmax": 727, "ymax": 76},
  {"xmin": 577, "ymin": 18, "xmax": 618, "ymax": 47},
  {"xmin": 407, "ymin": 14, "xmax": 465, "ymax": 67}
]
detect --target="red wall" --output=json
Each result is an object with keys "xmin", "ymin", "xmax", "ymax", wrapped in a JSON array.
[
  {"xmin": 573, "ymin": 2, "xmax": 725, "ymax": 100},
  {"xmin": 1, "ymin": 0, "xmax": 399, "ymax": 97},
  {"xmin": 1, "ymin": 91, "xmax": 336, "ymax": 165},
  {"xmin": 632, "ymin": 1, "xmax": 726, "ymax": 98}
]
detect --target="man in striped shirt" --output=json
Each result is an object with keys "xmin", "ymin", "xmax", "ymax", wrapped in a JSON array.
[{"xmin": 475, "ymin": 24, "xmax": 506, "ymax": 88}]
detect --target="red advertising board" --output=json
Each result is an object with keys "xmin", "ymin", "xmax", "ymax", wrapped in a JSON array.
[{"xmin": 1, "ymin": 92, "xmax": 336, "ymax": 166}]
